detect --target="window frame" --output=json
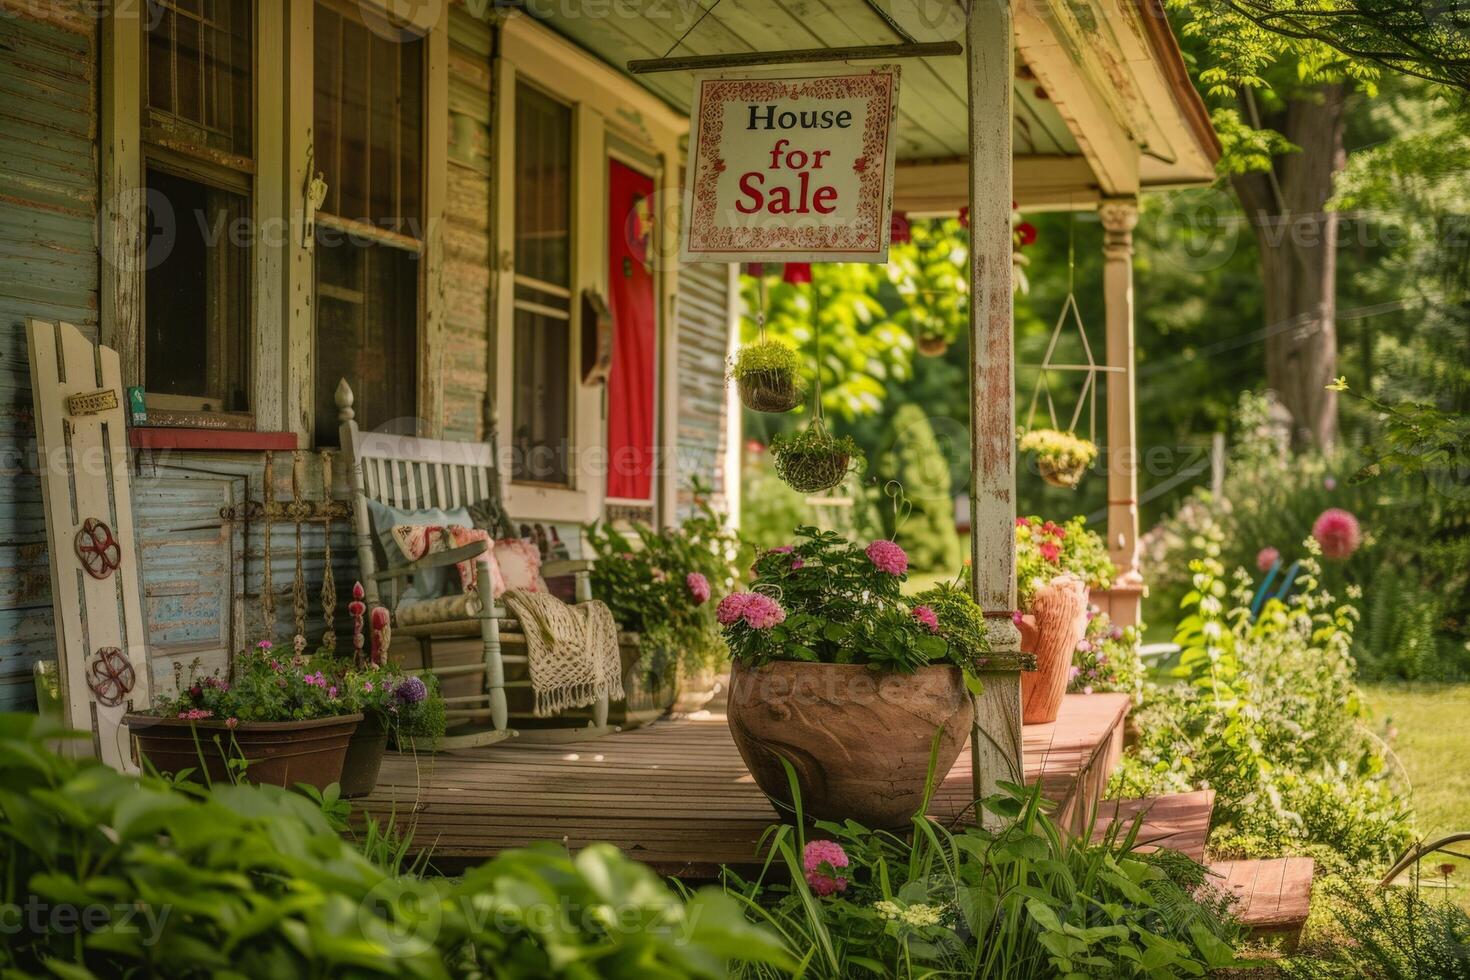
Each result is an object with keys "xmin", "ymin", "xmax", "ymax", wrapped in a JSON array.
[{"xmin": 137, "ymin": 0, "xmax": 258, "ymax": 423}]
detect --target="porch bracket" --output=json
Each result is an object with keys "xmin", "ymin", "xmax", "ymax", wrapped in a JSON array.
[
  {"xmin": 626, "ymin": 41, "xmax": 962, "ymax": 75},
  {"xmin": 966, "ymin": 0, "xmax": 1024, "ymax": 827}
]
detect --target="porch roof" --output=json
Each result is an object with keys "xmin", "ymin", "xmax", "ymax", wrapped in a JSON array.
[{"xmin": 520, "ymin": 0, "xmax": 1220, "ymax": 210}]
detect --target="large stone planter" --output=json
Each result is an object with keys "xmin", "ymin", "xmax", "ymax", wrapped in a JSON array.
[
  {"xmin": 1019, "ymin": 575, "xmax": 1090, "ymax": 724},
  {"xmin": 124, "ymin": 713, "xmax": 361, "ymax": 790},
  {"xmin": 727, "ymin": 661, "xmax": 973, "ymax": 829}
]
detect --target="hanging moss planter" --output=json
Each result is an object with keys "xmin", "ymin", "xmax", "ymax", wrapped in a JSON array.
[
  {"xmin": 771, "ymin": 418, "xmax": 862, "ymax": 493},
  {"xmin": 1019, "ymin": 428, "xmax": 1098, "ymax": 489},
  {"xmin": 730, "ymin": 340, "xmax": 805, "ymax": 413}
]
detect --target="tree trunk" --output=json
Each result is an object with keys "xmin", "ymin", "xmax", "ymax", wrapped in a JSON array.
[{"xmin": 1231, "ymin": 82, "xmax": 1348, "ymax": 451}]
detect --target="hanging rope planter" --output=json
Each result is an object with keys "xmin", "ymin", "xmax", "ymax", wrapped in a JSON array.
[
  {"xmin": 731, "ymin": 265, "xmax": 805, "ymax": 413},
  {"xmin": 1019, "ymin": 213, "xmax": 1111, "ymax": 489},
  {"xmin": 770, "ymin": 267, "xmax": 863, "ymax": 494}
]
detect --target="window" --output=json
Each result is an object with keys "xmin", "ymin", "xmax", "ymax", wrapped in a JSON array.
[
  {"xmin": 511, "ymin": 84, "xmax": 573, "ymax": 485},
  {"xmin": 311, "ymin": 0, "xmax": 423, "ymax": 446},
  {"xmin": 141, "ymin": 0, "xmax": 253, "ymax": 417}
]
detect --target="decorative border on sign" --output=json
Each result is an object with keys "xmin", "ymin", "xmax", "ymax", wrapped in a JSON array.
[{"xmin": 686, "ymin": 69, "xmax": 896, "ymax": 254}]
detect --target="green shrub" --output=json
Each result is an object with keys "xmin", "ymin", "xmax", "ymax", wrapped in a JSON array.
[
  {"xmin": 0, "ymin": 713, "xmax": 790, "ymax": 978},
  {"xmin": 725, "ymin": 781, "xmax": 1245, "ymax": 979},
  {"xmin": 1285, "ymin": 880, "xmax": 1470, "ymax": 979},
  {"xmin": 877, "ymin": 406, "xmax": 960, "ymax": 573},
  {"xmin": 1112, "ymin": 551, "xmax": 1415, "ymax": 867},
  {"xmin": 730, "ymin": 340, "xmax": 803, "ymax": 381}
]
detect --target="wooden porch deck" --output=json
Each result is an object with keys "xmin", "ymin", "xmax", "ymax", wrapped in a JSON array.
[{"xmin": 358, "ymin": 692, "xmax": 1130, "ymax": 877}]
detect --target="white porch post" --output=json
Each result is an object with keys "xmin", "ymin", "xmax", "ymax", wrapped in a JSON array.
[
  {"xmin": 1100, "ymin": 198, "xmax": 1143, "ymax": 625},
  {"xmin": 967, "ymin": 0, "xmax": 1024, "ymax": 814}
]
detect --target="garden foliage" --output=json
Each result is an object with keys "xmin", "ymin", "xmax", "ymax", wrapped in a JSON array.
[
  {"xmin": 1285, "ymin": 879, "xmax": 1470, "ymax": 979},
  {"xmin": 724, "ymin": 780, "xmax": 1243, "ymax": 979},
  {"xmin": 0, "ymin": 713, "xmax": 789, "ymax": 978},
  {"xmin": 876, "ymin": 406, "xmax": 961, "ymax": 574},
  {"xmin": 1114, "ymin": 550, "xmax": 1414, "ymax": 867},
  {"xmin": 586, "ymin": 485, "xmax": 741, "ymax": 677}
]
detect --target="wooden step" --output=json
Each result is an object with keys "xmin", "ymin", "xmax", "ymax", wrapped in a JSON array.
[
  {"xmin": 1092, "ymin": 789, "xmax": 1215, "ymax": 862},
  {"xmin": 1206, "ymin": 857, "xmax": 1315, "ymax": 945}
]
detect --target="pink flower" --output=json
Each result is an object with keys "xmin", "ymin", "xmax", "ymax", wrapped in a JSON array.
[
  {"xmin": 1256, "ymin": 547, "xmax": 1280, "ymax": 572},
  {"xmin": 1109, "ymin": 625, "xmax": 1124, "ymax": 640},
  {"xmin": 1083, "ymin": 685, "xmax": 1094, "ymax": 695},
  {"xmin": 1038, "ymin": 540, "xmax": 1061, "ymax": 563},
  {"xmin": 741, "ymin": 594, "xmax": 786, "ymax": 630},
  {"xmin": 1012, "ymin": 610, "xmax": 1024, "ymax": 626},
  {"xmin": 791, "ymin": 558, "xmax": 805, "ymax": 570},
  {"xmin": 256, "ymin": 640, "xmax": 273, "ymax": 651},
  {"xmin": 770, "ymin": 546, "xmax": 794, "ymax": 554},
  {"xmin": 178, "ymin": 708, "xmax": 213, "ymax": 721},
  {"xmin": 803, "ymin": 839, "xmax": 850, "ymax": 896},
  {"xmin": 686, "ymin": 572, "xmax": 711, "ymax": 604},
  {"xmin": 866, "ymin": 539, "xmax": 909, "ymax": 575},
  {"xmin": 1313, "ymin": 508, "xmax": 1362, "ymax": 560},
  {"xmin": 716, "ymin": 593, "xmax": 751, "ymax": 626},
  {"xmin": 1324, "ymin": 476, "xmax": 1338, "ymax": 491},
  {"xmin": 327, "ymin": 685, "xmax": 338, "ymax": 699},
  {"xmin": 1069, "ymin": 665, "xmax": 1081, "ymax": 680},
  {"xmin": 912, "ymin": 605, "xmax": 940, "ymax": 633},
  {"xmin": 364, "ymin": 681, "xmax": 375, "ymax": 693},
  {"xmin": 225, "ymin": 717, "xmax": 238, "ymax": 729}
]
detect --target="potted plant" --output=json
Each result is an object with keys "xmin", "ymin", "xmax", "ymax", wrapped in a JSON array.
[
  {"xmin": 1019, "ymin": 429, "xmax": 1098, "ymax": 488},
  {"xmin": 730, "ymin": 339, "xmax": 804, "ymax": 413},
  {"xmin": 586, "ymin": 482, "xmax": 741, "ymax": 720},
  {"xmin": 333, "ymin": 665, "xmax": 445, "ymax": 796},
  {"xmin": 770, "ymin": 420, "xmax": 862, "ymax": 494},
  {"xmin": 1013, "ymin": 516, "xmax": 1115, "ymax": 723},
  {"xmin": 124, "ymin": 642, "xmax": 362, "ymax": 790},
  {"xmin": 719, "ymin": 527, "xmax": 983, "ymax": 829}
]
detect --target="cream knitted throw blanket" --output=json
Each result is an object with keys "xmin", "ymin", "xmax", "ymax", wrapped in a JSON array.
[{"xmin": 499, "ymin": 590, "xmax": 624, "ymax": 717}]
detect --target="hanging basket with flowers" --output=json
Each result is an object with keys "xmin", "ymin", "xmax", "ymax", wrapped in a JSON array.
[
  {"xmin": 730, "ymin": 339, "xmax": 805, "ymax": 413},
  {"xmin": 1020, "ymin": 428, "xmax": 1098, "ymax": 489},
  {"xmin": 771, "ymin": 418, "xmax": 861, "ymax": 494}
]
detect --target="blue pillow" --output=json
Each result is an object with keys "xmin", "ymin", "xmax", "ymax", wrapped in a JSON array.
[{"xmin": 365, "ymin": 500, "xmax": 474, "ymax": 602}]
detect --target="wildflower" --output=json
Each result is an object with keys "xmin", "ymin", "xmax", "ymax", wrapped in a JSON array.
[
  {"xmin": 686, "ymin": 572, "xmax": 711, "ymax": 604},
  {"xmin": 327, "ymin": 686, "xmax": 338, "ymax": 699},
  {"xmin": 1347, "ymin": 584, "xmax": 1363, "ymax": 600},
  {"xmin": 1256, "ymin": 546, "xmax": 1280, "ymax": 572},
  {"xmin": 802, "ymin": 839, "xmax": 849, "ymax": 896},
  {"xmin": 741, "ymin": 594, "xmax": 786, "ymax": 630},
  {"xmin": 716, "ymin": 592, "xmax": 751, "ymax": 626},
  {"xmin": 865, "ymin": 539, "xmax": 908, "ymax": 575},
  {"xmin": 912, "ymin": 605, "xmax": 940, "ymax": 633},
  {"xmin": 225, "ymin": 717, "xmax": 238, "ymax": 729},
  {"xmin": 364, "ymin": 681, "xmax": 375, "ymax": 693},
  {"xmin": 1109, "ymin": 625, "xmax": 1124, "ymax": 640},
  {"xmin": 1077, "ymin": 639, "xmax": 1092, "ymax": 654},
  {"xmin": 395, "ymin": 676, "xmax": 428, "ymax": 705},
  {"xmin": 1323, "ymin": 476, "xmax": 1338, "ymax": 491},
  {"xmin": 256, "ymin": 640, "xmax": 273, "ymax": 651},
  {"xmin": 901, "ymin": 904, "xmax": 943, "ymax": 928},
  {"xmin": 769, "ymin": 545, "xmax": 794, "ymax": 554},
  {"xmin": 1069, "ymin": 665, "xmax": 1081, "ymax": 680},
  {"xmin": 1312, "ymin": 508, "xmax": 1362, "ymax": 560},
  {"xmin": 874, "ymin": 900, "xmax": 902, "ymax": 920}
]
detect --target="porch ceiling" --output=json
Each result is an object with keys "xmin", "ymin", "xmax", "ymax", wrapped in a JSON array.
[{"xmin": 518, "ymin": 0, "xmax": 1219, "ymax": 211}]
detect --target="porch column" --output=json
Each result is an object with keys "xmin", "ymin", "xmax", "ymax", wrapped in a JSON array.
[
  {"xmin": 967, "ymin": 0, "xmax": 1024, "ymax": 816},
  {"xmin": 1100, "ymin": 197, "xmax": 1143, "ymax": 626}
]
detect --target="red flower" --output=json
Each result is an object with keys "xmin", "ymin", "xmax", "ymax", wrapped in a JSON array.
[
  {"xmin": 1016, "ymin": 221, "xmax": 1038, "ymax": 246},
  {"xmin": 782, "ymin": 262, "xmax": 812, "ymax": 285},
  {"xmin": 890, "ymin": 211, "xmax": 911, "ymax": 244},
  {"xmin": 1039, "ymin": 540, "xmax": 1061, "ymax": 563},
  {"xmin": 958, "ymin": 206, "xmax": 969, "ymax": 229}
]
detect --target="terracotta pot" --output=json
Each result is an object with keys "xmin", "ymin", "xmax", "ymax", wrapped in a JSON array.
[
  {"xmin": 727, "ymin": 661, "xmax": 973, "ymax": 829},
  {"xmin": 1018, "ymin": 575, "xmax": 1090, "ymax": 724},
  {"xmin": 340, "ymin": 711, "xmax": 389, "ymax": 798},
  {"xmin": 737, "ymin": 370, "xmax": 802, "ymax": 413},
  {"xmin": 124, "ymin": 713, "xmax": 361, "ymax": 790}
]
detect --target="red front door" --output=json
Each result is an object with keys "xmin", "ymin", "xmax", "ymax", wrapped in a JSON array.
[{"xmin": 606, "ymin": 160, "xmax": 657, "ymax": 503}]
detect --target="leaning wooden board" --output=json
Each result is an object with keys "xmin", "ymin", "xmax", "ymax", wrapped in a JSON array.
[{"xmin": 27, "ymin": 319, "xmax": 151, "ymax": 771}]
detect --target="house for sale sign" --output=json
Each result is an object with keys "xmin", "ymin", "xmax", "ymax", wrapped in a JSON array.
[{"xmin": 679, "ymin": 65, "xmax": 901, "ymax": 264}]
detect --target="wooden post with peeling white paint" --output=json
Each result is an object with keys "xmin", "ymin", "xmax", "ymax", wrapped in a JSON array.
[
  {"xmin": 966, "ymin": 0, "xmax": 1024, "ymax": 817},
  {"xmin": 1101, "ymin": 197, "xmax": 1143, "ymax": 626}
]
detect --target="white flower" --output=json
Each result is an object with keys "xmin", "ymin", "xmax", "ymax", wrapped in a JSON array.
[
  {"xmin": 873, "ymin": 900, "xmax": 901, "ymax": 920},
  {"xmin": 901, "ymin": 904, "xmax": 943, "ymax": 927}
]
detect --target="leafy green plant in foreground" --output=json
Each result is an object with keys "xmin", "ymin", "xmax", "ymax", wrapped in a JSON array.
[
  {"xmin": 723, "ymin": 776, "xmax": 1244, "ymax": 979},
  {"xmin": 0, "ymin": 713, "xmax": 790, "ymax": 979}
]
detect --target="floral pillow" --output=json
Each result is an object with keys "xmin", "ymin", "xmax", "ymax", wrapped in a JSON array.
[
  {"xmin": 389, "ymin": 524, "xmax": 505, "ymax": 599},
  {"xmin": 494, "ymin": 538, "xmax": 549, "ymax": 594}
]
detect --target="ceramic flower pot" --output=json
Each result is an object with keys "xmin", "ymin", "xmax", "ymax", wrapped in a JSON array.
[
  {"xmin": 727, "ymin": 660, "xmax": 972, "ymax": 829},
  {"xmin": 339, "ymin": 711, "xmax": 389, "ymax": 798},
  {"xmin": 1018, "ymin": 575, "xmax": 1090, "ymax": 724},
  {"xmin": 124, "ymin": 713, "xmax": 362, "ymax": 790},
  {"xmin": 737, "ymin": 369, "xmax": 802, "ymax": 413}
]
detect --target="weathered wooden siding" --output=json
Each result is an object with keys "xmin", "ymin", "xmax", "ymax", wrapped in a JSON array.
[
  {"xmin": 442, "ymin": 8, "xmax": 493, "ymax": 441},
  {"xmin": 674, "ymin": 262, "xmax": 731, "ymax": 518},
  {"xmin": 0, "ymin": 6, "xmax": 98, "ymax": 709}
]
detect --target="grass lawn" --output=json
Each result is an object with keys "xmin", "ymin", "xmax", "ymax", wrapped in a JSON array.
[{"xmin": 1360, "ymin": 683, "xmax": 1470, "ymax": 910}]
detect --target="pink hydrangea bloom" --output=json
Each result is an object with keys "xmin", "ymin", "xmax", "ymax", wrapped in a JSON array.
[
  {"xmin": 1313, "ymin": 508, "xmax": 1362, "ymax": 560},
  {"xmin": 1256, "ymin": 546, "xmax": 1280, "ymax": 572},
  {"xmin": 912, "ymin": 605, "xmax": 940, "ymax": 633},
  {"xmin": 803, "ymin": 839, "xmax": 850, "ymax": 896},
  {"xmin": 716, "ymin": 593, "xmax": 751, "ymax": 626},
  {"xmin": 791, "ymin": 558, "xmax": 805, "ymax": 570},
  {"xmin": 741, "ymin": 594, "xmax": 786, "ymax": 630},
  {"xmin": 686, "ymin": 572, "xmax": 711, "ymax": 604},
  {"xmin": 865, "ymin": 539, "xmax": 909, "ymax": 575}
]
